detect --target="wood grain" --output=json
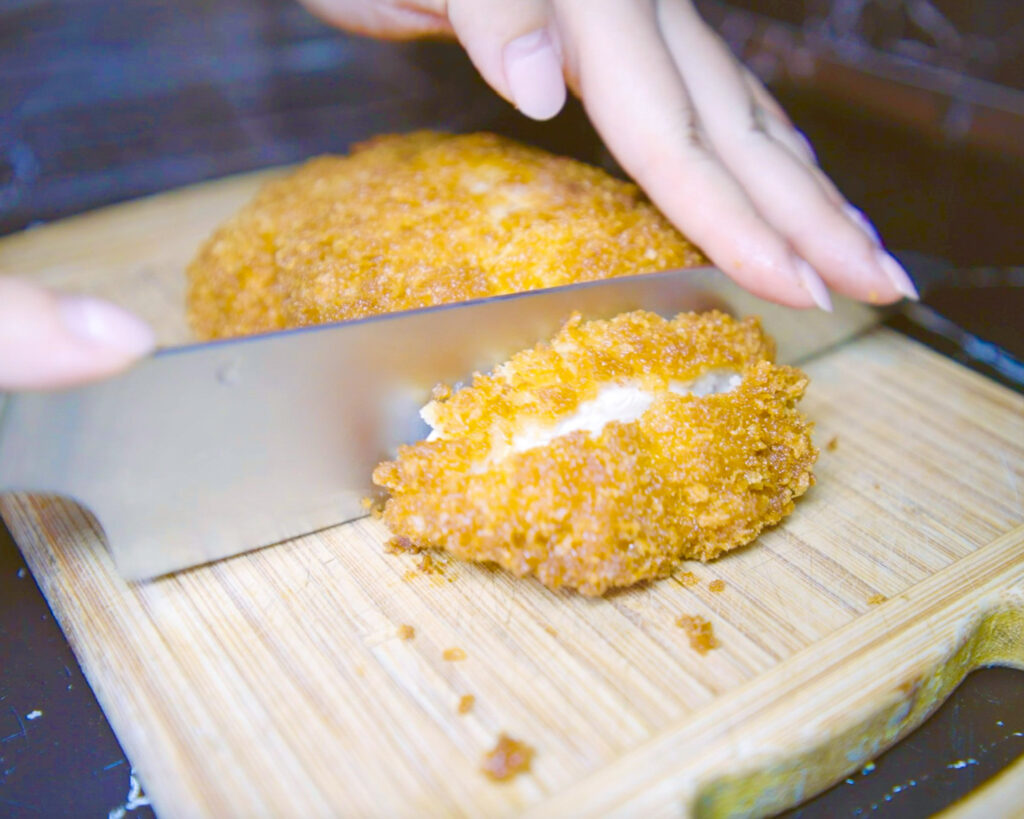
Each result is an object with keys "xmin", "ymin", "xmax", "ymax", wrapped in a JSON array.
[{"xmin": 1, "ymin": 173, "xmax": 1023, "ymax": 817}]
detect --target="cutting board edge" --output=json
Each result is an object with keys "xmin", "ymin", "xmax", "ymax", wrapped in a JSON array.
[
  {"xmin": 0, "ymin": 166, "xmax": 288, "ymax": 261},
  {"xmin": 1, "ymin": 497, "xmax": 213, "ymax": 818},
  {"xmin": 524, "ymin": 522, "xmax": 1024, "ymax": 819}
]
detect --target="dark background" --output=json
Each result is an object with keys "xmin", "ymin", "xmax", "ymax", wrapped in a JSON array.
[{"xmin": 1, "ymin": 0, "xmax": 1022, "ymax": 816}]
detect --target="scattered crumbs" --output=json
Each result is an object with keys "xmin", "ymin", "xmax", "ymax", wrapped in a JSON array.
[
  {"xmin": 675, "ymin": 614, "xmax": 719, "ymax": 654},
  {"xmin": 393, "ymin": 544, "xmax": 452, "ymax": 581},
  {"xmin": 996, "ymin": 720, "xmax": 1004, "ymax": 727},
  {"xmin": 385, "ymin": 536, "xmax": 420, "ymax": 555},
  {"xmin": 826, "ymin": 435, "xmax": 839, "ymax": 452},
  {"xmin": 16, "ymin": 567, "xmax": 27, "ymax": 579},
  {"xmin": 867, "ymin": 594, "xmax": 887, "ymax": 605},
  {"xmin": 543, "ymin": 624, "xmax": 558, "ymax": 637},
  {"xmin": 397, "ymin": 624, "xmax": 416, "ymax": 641},
  {"xmin": 481, "ymin": 734, "xmax": 534, "ymax": 782},
  {"xmin": 458, "ymin": 694, "xmax": 475, "ymax": 715},
  {"xmin": 25, "ymin": 710, "xmax": 42, "ymax": 720},
  {"xmin": 431, "ymin": 383, "xmax": 452, "ymax": 401},
  {"xmin": 107, "ymin": 767, "xmax": 150, "ymax": 819},
  {"xmin": 417, "ymin": 552, "xmax": 448, "ymax": 577},
  {"xmin": 873, "ymin": 483, "xmax": 882, "ymax": 491},
  {"xmin": 947, "ymin": 758, "xmax": 978, "ymax": 770},
  {"xmin": 845, "ymin": 778, "xmax": 855, "ymax": 785},
  {"xmin": 676, "ymin": 571, "xmax": 699, "ymax": 587},
  {"xmin": 708, "ymin": 579, "xmax": 726, "ymax": 593},
  {"xmin": 861, "ymin": 761, "xmax": 876, "ymax": 775},
  {"xmin": 443, "ymin": 647, "xmax": 467, "ymax": 662},
  {"xmin": 360, "ymin": 496, "xmax": 374, "ymax": 511}
]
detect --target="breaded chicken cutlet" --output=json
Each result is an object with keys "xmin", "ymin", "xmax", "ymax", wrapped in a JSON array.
[
  {"xmin": 373, "ymin": 311, "xmax": 817, "ymax": 596},
  {"xmin": 186, "ymin": 131, "xmax": 705, "ymax": 339}
]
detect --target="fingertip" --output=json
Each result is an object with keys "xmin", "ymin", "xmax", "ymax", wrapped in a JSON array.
[
  {"xmin": 875, "ymin": 250, "xmax": 920, "ymax": 301},
  {"xmin": 503, "ymin": 28, "xmax": 567, "ymax": 120},
  {"xmin": 0, "ymin": 278, "xmax": 154, "ymax": 391},
  {"xmin": 841, "ymin": 203, "xmax": 882, "ymax": 247},
  {"xmin": 708, "ymin": 246, "xmax": 819, "ymax": 311},
  {"xmin": 57, "ymin": 294, "xmax": 156, "ymax": 358},
  {"xmin": 793, "ymin": 257, "xmax": 834, "ymax": 312}
]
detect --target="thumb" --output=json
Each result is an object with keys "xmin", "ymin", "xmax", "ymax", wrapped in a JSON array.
[{"xmin": 0, "ymin": 277, "xmax": 155, "ymax": 391}]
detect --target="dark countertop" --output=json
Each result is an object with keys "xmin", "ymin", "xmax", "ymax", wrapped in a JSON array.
[{"xmin": 1, "ymin": 1, "xmax": 1021, "ymax": 816}]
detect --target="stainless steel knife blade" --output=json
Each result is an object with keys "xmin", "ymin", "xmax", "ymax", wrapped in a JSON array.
[{"xmin": 0, "ymin": 267, "xmax": 880, "ymax": 580}]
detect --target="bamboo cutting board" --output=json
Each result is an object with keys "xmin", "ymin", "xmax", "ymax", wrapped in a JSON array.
[{"xmin": 1, "ymin": 176, "xmax": 1022, "ymax": 818}]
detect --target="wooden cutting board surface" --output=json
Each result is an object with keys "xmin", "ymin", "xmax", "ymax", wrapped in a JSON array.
[{"xmin": 1, "ymin": 177, "xmax": 1023, "ymax": 818}]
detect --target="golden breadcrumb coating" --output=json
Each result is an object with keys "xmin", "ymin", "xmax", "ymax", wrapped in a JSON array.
[
  {"xmin": 186, "ymin": 131, "xmax": 705, "ymax": 339},
  {"xmin": 373, "ymin": 311, "xmax": 817, "ymax": 597}
]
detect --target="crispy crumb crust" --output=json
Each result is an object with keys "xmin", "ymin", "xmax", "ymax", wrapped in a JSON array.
[
  {"xmin": 373, "ymin": 311, "xmax": 817, "ymax": 596},
  {"xmin": 185, "ymin": 131, "xmax": 705, "ymax": 339}
]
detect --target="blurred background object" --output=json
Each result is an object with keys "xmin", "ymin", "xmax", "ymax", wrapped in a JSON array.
[{"xmin": 698, "ymin": 0, "xmax": 1024, "ymax": 267}]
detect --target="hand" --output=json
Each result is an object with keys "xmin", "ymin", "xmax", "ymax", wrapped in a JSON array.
[
  {"xmin": 0, "ymin": 277, "xmax": 155, "ymax": 391},
  {"xmin": 301, "ymin": 0, "xmax": 919, "ymax": 310}
]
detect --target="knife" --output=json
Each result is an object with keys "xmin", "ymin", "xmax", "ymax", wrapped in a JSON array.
[{"xmin": 0, "ymin": 267, "xmax": 880, "ymax": 581}]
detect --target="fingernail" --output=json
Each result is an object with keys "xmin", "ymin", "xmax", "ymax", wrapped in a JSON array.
[
  {"xmin": 875, "ymin": 250, "xmax": 920, "ymax": 300},
  {"xmin": 58, "ymin": 294, "xmax": 156, "ymax": 354},
  {"xmin": 503, "ymin": 28, "xmax": 567, "ymax": 121},
  {"xmin": 793, "ymin": 257, "xmax": 833, "ymax": 312},
  {"xmin": 843, "ymin": 204, "xmax": 881, "ymax": 246},
  {"xmin": 794, "ymin": 128, "xmax": 817, "ymax": 164}
]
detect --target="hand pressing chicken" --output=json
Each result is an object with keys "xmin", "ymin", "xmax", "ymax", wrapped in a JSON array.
[
  {"xmin": 0, "ymin": 0, "xmax": 917, "ymax": 391},
  {"xmin": 302, "ymin": 0, "xmax": 919, "ymax": 310}
]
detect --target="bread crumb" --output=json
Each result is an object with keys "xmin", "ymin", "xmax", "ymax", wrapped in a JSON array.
[
  {"xmin": 418, "ymin": 552, "xmax": 445, "ymax": 576},
  {"xmin": 385, "ymin": 536, "xmax": 420, "ymax": 555},
  {"xmin": 867, "ymin": 594, "xmax": 887, "ymax": 605},
  {"xmin": 873, "ymin": 483, "xmax": 882, "ymax": 491},
  {"xmin": 676, "ymin": 571, "xmax": 699, "ymax": 587},
  {"xmin": 397, "ymin": 624, "xmax": 415, "ymax": 640},
  {"xmin": 443, "ymin": 647, "xmax": 467, "ymax": 661},
  {"xmin": 543, "ymin": 624, "xmax": 558, "ymax": 637},
  {"xmin": 675, "ymin": 614, "xmax": 719, "ymax": 654},
  {"xmin": 431, "ymin": 383, "xmax": 452, "ymax": 401},
  {"xmin": 481, "ymin": 734, "xmax": 534, "ymax": 781},
  {"xmin": 708, "ymin": 579, "xmax": 726, "ymax": 593},
  {"xmin": 826, "ymin": 435, "xmax": 839, "ymax": 452},
  {"xmin": 458, "ymin": 694, "xmax": 475, "ymax": 714}
]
